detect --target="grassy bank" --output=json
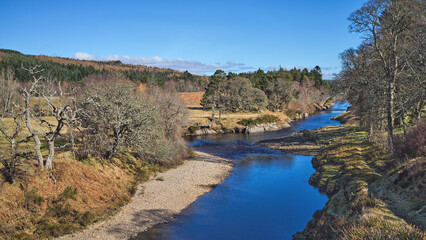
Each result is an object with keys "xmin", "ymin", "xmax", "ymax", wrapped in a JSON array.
[
  {"xmin": 261, "ymin": 114, "xmax": 425, "ymax": 239},
  {"xmin": 186, "ymin": 108, "xmax": 290, "ymax": 135},
  {"xmin": 0, "ymin": 150, "xmax": 169, "ymax": 239}
]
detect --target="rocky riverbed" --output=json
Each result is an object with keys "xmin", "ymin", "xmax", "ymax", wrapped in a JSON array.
[{"xmin": 57, "ymin": 152, "xmax": 233, "ymax": 240}]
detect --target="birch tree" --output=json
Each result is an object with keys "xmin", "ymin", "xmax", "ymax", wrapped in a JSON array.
[
  {"xmin": 348, "ymin": 0, "xmax": 424, "ymax": 152},
  {"xmin": 0, "ymin": 106, "xmax": 32, "ymax": 184},
  {"xmin": 0, "ymin": 67, "xmax": 19, "ymax": 117},
  {"xmin": 21, "ymin": 66, "xmax": 81, "ymax": 170}
]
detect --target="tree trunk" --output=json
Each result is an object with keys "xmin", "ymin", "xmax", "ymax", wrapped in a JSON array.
[
  {"xmin": 108, "ymin": 137, "xmax": 120, "ymax": 161},
  {"xmin": 401, "ymin": 116, "xmax": 407, "ymax": 135},
  {"xmin": 417, "ymin": 99, "xmax": 424, "ymax": 119},
  {"xmin": 369, "ymin": 123, "xmax": 373, "ymax": 140},
  {"xmin": 211, "ymin": 103, "xmax": 215, "ymax": 123},
  {"xmin": 386, "ymin": 77, "xmax": 395, "ymax": 154},
  {"xmin": 9, "ymin": 139, "xmax": 16, "ymax": 184},
  {"xmin": 218, "ymin": 108, "xmax": 222, "ymax": 123},
  {"xmin": 67, "ymin": 122, "xmax": 77, "ymax": 162},
  {"xmin": 45, "ymin": 140, "xmax": 55, "ymax": 170},
  {"xmin": 25, "ymin": 110, "xmax": 44, "ymax": 170}
]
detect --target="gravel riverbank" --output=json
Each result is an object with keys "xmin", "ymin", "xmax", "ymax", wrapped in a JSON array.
[{"xmin": 58, "ymin": 151, "xmax": 233, "ymax": 240}]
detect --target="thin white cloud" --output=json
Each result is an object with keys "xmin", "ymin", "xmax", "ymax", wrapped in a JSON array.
[
  {"xmin": 71, "ymin": 52, "xmax": 341, "ymax": 76},
  {"xmin": 262, "ymin": 65, "xmax": 306, "ymax": 71},
  {"xmin": 321, "ymin": 67, "xmax": 338, "ymax": 71},
  {"xmin": 322, "ymin": 73, "xmax": 336, "ymax": 80},
  {"xmin": 226, "ymin": 60, "xmax": 246, "ymax": 67},
  {"xmin": 99, "ymin": 54, "xmax": 254, "ymax": 74},
  {"xmin": 239, "ymin": 66, "xmax": 257, "ymax": 70},
  {"xmin": 72, "ymin": 52, "xmax": 97, "ymax": 61}
]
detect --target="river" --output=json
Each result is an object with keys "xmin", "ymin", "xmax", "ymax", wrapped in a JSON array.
[{"xmin": 134, "ymin": 102, "xmax": 350, "ymax": 240}]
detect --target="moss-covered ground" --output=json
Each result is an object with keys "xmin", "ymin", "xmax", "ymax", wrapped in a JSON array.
[{"xmin": 261, "ymin": 113, "xmax": 425, "ymax": 239}]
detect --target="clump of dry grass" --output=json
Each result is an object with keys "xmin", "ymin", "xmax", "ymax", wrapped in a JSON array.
[{"xmin": 340, "ymin": 216, "xmax": 425, "ymax": 240}]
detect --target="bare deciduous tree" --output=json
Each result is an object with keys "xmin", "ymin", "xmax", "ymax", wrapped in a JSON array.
[
  {"xmin": 348, "ymin": 0, "xmax": 424, "ymax": 152},
  {"xmin": 0, "ymin": 106, "xmax": 32, "ymax": 184},
  {"xmin": 37, "ymin": 79, "xmax": 80, "ymax": 169},
  {"xmin": 147, "ymin": 86, "xmax": 188, "ymax": 138},
  {"xmin": 21, "ymin": 66, "xmax": 45, "ymax": 169},
  {"xmin": 147, "ymin": 86, "xmax": 189, "ymax": 162},
  {"xmin": 21, "ymin": 66, "xmax": 81, "ymax": 170},
  {"xmin": 0, "ymin": 67, "xmax": 20, "ymax": 117},
  {"xmin": 79, "ymin": 79, "xmax": 164, "ymax": 162}
]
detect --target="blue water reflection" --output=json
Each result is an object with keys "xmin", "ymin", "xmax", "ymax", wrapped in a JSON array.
[{"xmin": 134, "ymin": 102, "xmax": 350, "ymax": 240}]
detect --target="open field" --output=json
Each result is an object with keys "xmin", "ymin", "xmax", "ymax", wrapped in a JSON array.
[
  {"xmin": 177, "ymin": 91, "xmax": 204, "ymax": 108},
  {"xmin": 177, "ymin": 91, "xmax": 290, "ymax": 132}
]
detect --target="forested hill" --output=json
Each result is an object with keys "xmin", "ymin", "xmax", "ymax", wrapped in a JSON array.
[
  {"xmin": 0, "ymin": 49, "xmax": 208, "ymax": 92},
  {"xmin": 0, "ymin": 49, "xmax": 332, "ymax": 98}
]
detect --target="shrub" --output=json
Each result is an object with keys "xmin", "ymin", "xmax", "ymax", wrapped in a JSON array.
[
  {"xmin": 301, "ymin": 129, "xmax": 312, "ymax": 138},
  {"xmin": 237, "ymin": 114, "xmax": 279, "ymax": 126},
  {"xmin": 285, "ymin": 109, "xmax": 294, "ymax": 118},
  {"xmin": 188, "ymin": 125, "xmax": 200, "ymax": 133},
  {"xmin": 24, "ymin": 188, "xmax": 44, "ymax": 212},
  {"xmin": 58, "ymin": 186, "xmax": 78, "ymax": 201},
  {"xmin": 79, "ymin": 79, "xmax": 164, "ymax": 161},
  {"xmin": 75, "ymin": 211, "xmax": 95, "ymax": 227},
  {"xmin": 351, "ymin": 193, "xmax": 377, "ymax": 214},
  {"xmin": 79, "ymin": 79, "xmax": 189, "ymax": 166},
  {"xmin": 47, "ymin": 203, "xmax": 74, "ymax": 218},
  {"xmin": 128, "ymin": 185, "xmax": 137, "ymax": 195},
  {"xmin": 36, "ymin": 221, "xmax": 80, "ymax": 238},
  {"xmin": 394, "ymin": 119, "xmax": 425, "ymax": 159}
]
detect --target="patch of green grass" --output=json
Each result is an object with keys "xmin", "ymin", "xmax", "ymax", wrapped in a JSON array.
[
  {"xmin": 237, "ymin": 114, "xmax": 279, "ymax": 126},
  {"xmin": 128, "ymin": 185, "xmax": 137, "ymax": 195},
  {"xmin": 79, "ymin": 157, "xmax": 95, "ymax": 166},
  {"xmin": 24, "ymin": 188, "xmax": 44, "ymax": 212},
  {"xmin": 58, "ymin": 186, "xmax": 78, "ymax": 201},
  {"xmin": 47, "ymin": 202, "xmax": 74, "ymax": 218},
  {"xmin": 188, "ymin": 125, "xmax": 200, "ymax": 133},
  {"xmin": 285, "ymin": 109, "xmax": 294, "ymax": 118},
  {"xmin": 36, "ymin": 220, "xmax": 82, "ymax": 238},
  {"xmin": 75, "ymin": 211, "xmax": 95, "ymax": 227},
  {"xmin": 188, "ymin": 150, "xmax": 198, "ymax": 159},
  {"xmin": 134, "ymin": 167, "xmax": 149, "ymax": 182}
]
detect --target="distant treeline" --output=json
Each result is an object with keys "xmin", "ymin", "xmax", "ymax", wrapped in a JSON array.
[
  {"xmin": 237, "ymin": 66, "xmax": 328, "ymax": 90},
  {"xmin": 0, "ymin": 49, "xmax": 330, "ymax": 95},
  {"xmin": 0, "ymin": 49, "xmax": 207, "ymax": 91},
  {"xmin": 0, "ymin": 50, "xmax": 100, "ymax": 82}
]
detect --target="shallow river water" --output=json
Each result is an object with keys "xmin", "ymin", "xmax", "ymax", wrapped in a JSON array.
[{"xmin": 134, "ymin": 102, "xmax": 350, "ymax": 240}]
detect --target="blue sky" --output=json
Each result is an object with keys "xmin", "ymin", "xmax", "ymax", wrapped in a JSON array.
[{"xmin": 0, "ymin": 0, "xmax": 366, "ymax": 78}]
